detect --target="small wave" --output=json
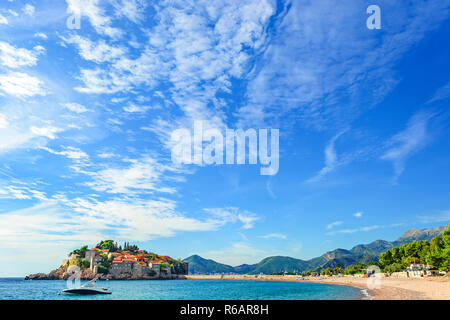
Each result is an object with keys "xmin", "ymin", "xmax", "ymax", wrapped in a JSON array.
[{"xmin": 360, "ymin": 288, "xmax": 373, "ymax": 300}]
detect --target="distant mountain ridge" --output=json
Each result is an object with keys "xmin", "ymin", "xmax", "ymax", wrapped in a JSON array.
[{"xmin": 184, "ymin": 225, "xmax": 447, "ymax": 274}]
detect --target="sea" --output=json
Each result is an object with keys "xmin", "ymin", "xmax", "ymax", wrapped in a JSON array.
[{"xmin": 0, "ymin": 278, "xmax": 363, "ymax": 300}]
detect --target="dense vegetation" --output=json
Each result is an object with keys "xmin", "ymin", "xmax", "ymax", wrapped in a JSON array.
[
  {"xmin": 378, "ymin": 225, "xmax": 450, "ymax": 272},
  {"xmin": 320, "ymin": 225, "xmax": 450, "ymax": 275}
]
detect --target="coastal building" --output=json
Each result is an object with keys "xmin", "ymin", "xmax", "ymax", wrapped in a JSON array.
[
  {"xmin": 111, "ymin": 258, "xmax": 132, "ymax": 275},
  {"xmin": 69, "ymin": 246, "xmax": 188, "ymax": 277},
  {"xmin": 85, "ymin": 249, "xmax": 103, "ymax": 272}
]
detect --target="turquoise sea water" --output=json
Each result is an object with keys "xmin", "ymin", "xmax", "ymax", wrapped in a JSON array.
[{"xmin": 0, "ymin": 278, "xmax": 362, "ymax": 300}]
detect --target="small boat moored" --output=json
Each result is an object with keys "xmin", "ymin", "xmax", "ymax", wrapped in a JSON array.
[{"xmin": 62, "ymin": 277, "xmax": 112, "ymax": 295}]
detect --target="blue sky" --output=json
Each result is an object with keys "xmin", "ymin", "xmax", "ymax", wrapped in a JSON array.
[{"xmin": 0, "ymin": 0, "xmax": 449, "ymax": 276}]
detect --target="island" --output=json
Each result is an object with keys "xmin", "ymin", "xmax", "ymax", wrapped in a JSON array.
[{"xmin": 25, "ymin": 240, "xmax": 188, "ymax": 280}]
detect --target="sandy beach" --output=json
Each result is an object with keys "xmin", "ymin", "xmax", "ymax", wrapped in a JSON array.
[{"xmin": 185, "ymin": 274, "xmax": 450, "ymax": 300}]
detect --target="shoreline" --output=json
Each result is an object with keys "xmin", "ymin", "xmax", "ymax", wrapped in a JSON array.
[
  {"xmin": 185, "ymin": 274, "xmax": 450, "ymax": 300},
  {"xmin": 18, "ymin": 274, "xmax": 450, "ymax": 300}
]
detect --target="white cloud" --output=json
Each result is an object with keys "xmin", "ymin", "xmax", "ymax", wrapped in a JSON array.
[
  {"xmin": 0, "ymin": 196, "xmax": 261, "ymax": 271},
  {"xmin": 0, "ymin": 72, "xmax": 45, "ymax": 97},
  {"xmin": 381, "ymin": 110, "xmax": 433, "ymax": 183},
  {"xmin": 66, "ymin": 0, "xmax": 122, "ymax": 37},
  {"xmin": 112, "ymin": 0, "xmax": 147, "ymax": 23},
  {"xmin": 62, "ymin": 35, "xmax": 126, "ymax": 63},
  {"xmin": 73, "ymin": 0, "xmax": 275, "ymax": 135},
  {"xmin": 8, "ymin": 10, "xmax": 18, "ymax": 17},
  {"xmin": 63, "ymin": 102, "xmax": 89, "ymax": 113},
  {"xmin": 34, "ymin": 32, "xmax": 48, "ymax": 40},
  {"xmin": 259, "ymin": 233, "xmax": 287, "ymax": 239},
  {"xmin": 123, "ymin": 104, "xmax": 150, "ymax": 113},
  {"xmin": 236, "ymin": 0, "xmax": 450, "ymax": 129},
  {"xmin": 326, "ymin": 221, "xmax": 343, "ymax": 230},
  {"xmin": 306, "ymin": 130, "xmax": 346, "ymax": 182},
  {"xmin": 22, "ymin": 4, "xmax": 35, "ymax": 16},
  {"xmin": 354, "ymin": 211, "xmax": 363, "ymax": 218},
  {"xmin": 0, "ymin": 41, "xmax": 39, "ymax": 68},
  {"xmin": 85, "ymin": 157, "xmax": 176, "ymax": 194},
  {"xmin": 417, "ymin": 211, "xmax": 450, "ymax": 223},
  {"xmin": 326, "ymin": 225, "xmax": 379, "ymax": 236},
  {"xmin": 97, "ymin": 152, "xmax": 116, "ymax": 158},
  {"xmin": 0, "ymin": 185, "xmax": 47, "ymax": 201},
  {"xmin": 203, "ymin": 207, "xmax": 259, "ymax": 230},
  {"xmin": 75, "ymin": 68, "xmax": 123, "ymax": 94},
  {"xmin": 0, "ymin": 14, "xmax": 8, "ymax": 25},
  {"xmin": 428, "ymin": 81, "xmax": 450, "ymax": 104},
  {"xmin": 30, "ymin": 126, "xmax": 62, "ymax": 139},
  {"xmin": 41, "ymin": 146, "xmax": 88, "ymax": 160}
]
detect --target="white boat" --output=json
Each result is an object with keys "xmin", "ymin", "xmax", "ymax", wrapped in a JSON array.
[{"xmin": 62, "ymin": 277, "xmax": 112, "ymax": 295}]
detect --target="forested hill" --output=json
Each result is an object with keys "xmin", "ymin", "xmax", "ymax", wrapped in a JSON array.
[{"xmin": 184, "ymin": 225, "xmax": 447, "ymax": 274}]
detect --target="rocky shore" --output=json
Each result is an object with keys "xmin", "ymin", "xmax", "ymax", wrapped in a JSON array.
[{"xmin": 25, "ymin": 266, "xmax": 187, "ymax": 281}]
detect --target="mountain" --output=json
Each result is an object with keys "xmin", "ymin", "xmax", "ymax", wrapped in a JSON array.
[
  {"xmin": 309, "ymin": 226, "xmax": 447, "ymax": 271},
  {"xmin": 246, "ymin": 256, "xmax": 310, "ymax": 275},
  {"xmin": 394, "ymin": 226, "xmax": 446, "ymax": 245},
  {"xmin": 184, "ymin": 226, "xmax": 447, "ymax": 274},
  {"xmin": 183, "ymin": 255, "xmax": 235, "ymax": 274}
]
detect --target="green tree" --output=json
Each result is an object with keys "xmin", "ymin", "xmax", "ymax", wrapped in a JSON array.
[
  {"xmin": 379, "ymin": 250, "xmax": 393, "ymax": 268},
  {"xmin": 69, "ymin": 245, "xmax": 88, "ymax": 257},
  {"xmin": 80, "ymin": 259, "xmax": 90, "ymax": 269},
  {"xmin": 385, "ymin": 263, "xmax": 403, "ymax": 274},
  {"xmin": 440, "ymin": 225, "xmax": 450, "ymax": 271},
  {"xmin": 96, "ymin": 240, "xmax": 115, "ymax": 251},
  {"xmin": 391, "ymin": 247, "xmax": 402, "ymax": 264},
  {"xmin": 320, "ymin": 268, "xmax": 331, "ymax": 276}
]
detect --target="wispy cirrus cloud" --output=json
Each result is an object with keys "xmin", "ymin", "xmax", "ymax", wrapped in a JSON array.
[
  {"xmin": 326, "ymin": 221, "xmax": 343, "ymax": 230},
  {"xmin": 203, "ymin": 207, "xmax": 259, "ymax": 230},
  {"xmin": 84, "ymin": 157, "xmax": 177, "ymax": 194},
  {"xmin": 40, "ymin": 146, "xmax": 89, "ymax": 160},
  {"xmin": 381, "ymin": 110, "xmax": 434, "ymax": 184},
  {"xmin": 259, "ymin": 233, "xmax": 287, "ymax": 239},
  {"xmin": 417, "ymin": 211, "xmax": 450, "ymax": 223},
  {"xmin": 306, "ymin": 130, "xmax": 347, "ymax": 183},
  {"xmin": 326, "ymin": 225, "xmax": 379, "ymax": 236},
  {"xmin": 427, "ymin": 81, "xmax": 450, "ymax": 104},
  {"xmin": 237, "ymin": 0, "xmax": 450, "ymax": 129},
  {"xmin": 0, "ymin": 14, "xmax": 8, "ymax": 25}
]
